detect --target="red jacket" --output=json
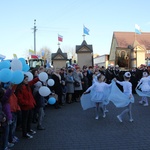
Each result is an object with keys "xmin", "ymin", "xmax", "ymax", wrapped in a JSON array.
[
  {"xmin": 9, "ymin": 85, "xmax": 21, "ymax": 112},
  {"xmin": 17, "ymin": 78, "xmax": 39, "ymax": 110}
]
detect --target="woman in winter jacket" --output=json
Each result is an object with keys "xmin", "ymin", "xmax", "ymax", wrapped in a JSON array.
[
  {"xmin": 9, "ymin": 85, "xmax": 21, "ymax": 143},
  {"xmin": 16, "ymin": 74, "xmax": 39, "ymax": 139}
]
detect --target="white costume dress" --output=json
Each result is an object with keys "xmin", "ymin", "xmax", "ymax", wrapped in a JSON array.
[
  {"xmin": 136, "ymin": 76, "xmax": 150, "ymax": 97},
  {"xmin": 80, "ymin": 82, "xmax": 111, "ymax": 110},
  {"xmin": 108, "ymin": 80, "xmax": 134, "ymax": 108},
  {"xmin": 86, "ymin": 82, "xmax": 111, "ymax": 102}
]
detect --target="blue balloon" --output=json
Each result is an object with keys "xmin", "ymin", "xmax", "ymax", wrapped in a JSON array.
[
  {"xmin": 0, "ymin": 68, "xmax": 12, "ymax": 83},
  {"xmin": 0, "ymin": 60, "xmax": 11, "ymax": 70},
  {"xmin": 11, "ymin": 70, "xmax": 24, "ymax": 84},
  {"xmin": 22, "ymin": 64, "xmax": 30, "ymax": 72},
  {"xmin": 19, "ymin": 58, "xmax": 26, "ymax": 66},
  {"xmin": 48, "ymin": 97, "xmax": 56, "ymax": 105}
]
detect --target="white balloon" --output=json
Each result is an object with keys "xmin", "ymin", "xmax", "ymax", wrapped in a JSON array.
[
  {"xmin": 24, "ymin": 72, "xmax": 33, "ymax": 81},
  {"xmin": 34, "ymin": 81, "xmax": 42, "ymax": 87},
  {"xmin": 38, "ymin": 72, "xmax": 48, "ymax": 82},
  {"xmin": 47, "ymin": 79, "xmax": 55, "ymax": 86},
  {"xmin": 39, "ymin": 86, "xmax": 51, "ymax": 97},
  {"xmin": 11, "ymin": 59, "xmax": 22, "ymax": 71}
]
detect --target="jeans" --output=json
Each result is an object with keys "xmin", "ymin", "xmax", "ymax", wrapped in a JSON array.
[
  {"xmin": 37, "ymin": 107, "xmax": 44, "ymax": 127},
  {"xmin": 2, "ymin": 123, "xmax": 9, "ymax": 150},
  {"xmin": 9, "ymin": 112, "xmax": 17, "ymax": 142}
]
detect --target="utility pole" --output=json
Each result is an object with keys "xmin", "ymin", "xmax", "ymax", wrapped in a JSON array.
[{"xmin": 33, "ymin": 19, "xmax": 37, "ymax": 54}]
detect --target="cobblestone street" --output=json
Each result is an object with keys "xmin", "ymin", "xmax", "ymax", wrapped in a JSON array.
[{"xmin": 13, "ymin": 94, "xmax": 150, "ymax": 150}]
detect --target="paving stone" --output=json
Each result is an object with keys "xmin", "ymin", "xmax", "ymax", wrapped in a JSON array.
[{"xmin": 12, "ymin": 94, "xmax": 150, "ymax": 150}]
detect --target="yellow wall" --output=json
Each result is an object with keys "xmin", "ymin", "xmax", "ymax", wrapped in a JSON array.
[
  {"xmin": 77, "ymin": 53, "xmax": 92, "ymax": 68},
  {"xmin": 109, "ymin": 38, "xmax": 117, "ymax": 61},
  {"xmin": 136, "ymin": 47, "xmax": 145, "ymax": 67},
  {"xmin": 53, "ymin": 60, "xmax": 66, "ymax": 69},
  {"xmin": 109, "ymin": 37, "xmax": 146, "ymax": 68}
]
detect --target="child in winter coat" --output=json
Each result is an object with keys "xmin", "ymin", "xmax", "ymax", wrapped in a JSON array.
[
  {"xmin": 33, "ymin": 83, "xmax": 46, "ymax": 130},
  {"xmin": 16, "ymin": 75, "xmax": 39, "ymax": 139},
  {"xmin": 1, "ymin": 83, "xmax": 14, "ymax": 150}
]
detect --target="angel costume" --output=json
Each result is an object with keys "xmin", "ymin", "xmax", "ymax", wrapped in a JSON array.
[
  {"xmin": 81, "ymin": 82, "xmax": 111, "ymax": 106},
  {"xmin": 136, "ymin": 75, "xmax": 150, "ymax": 106},
  {"xmin": 108, "ymin": 80, "xmax": 134, "ymax": 108},
  {"xmin": 80, "ymin": 81, "xmax": 111, "ymax": 119},
  {"xmin": 108, "ymin": 79, "xmax": 134, "ymax": 122}
]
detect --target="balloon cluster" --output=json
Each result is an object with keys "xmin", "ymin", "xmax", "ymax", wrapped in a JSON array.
[
  {"xmin": 0, "ymin": 58, "xmax": 30, "ymax": 84},
  {"xmin": 37, "ymin": 71, "xmax": 56, "ymax": 105},
  {"xmin": 0, "ymin": 58, "xmax": 56, "ymax": 105}
]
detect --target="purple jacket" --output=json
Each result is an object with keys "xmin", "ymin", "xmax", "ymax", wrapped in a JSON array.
[{"xmin": 2, "ymin": 88, "xmax": 12, "ymax": 121}]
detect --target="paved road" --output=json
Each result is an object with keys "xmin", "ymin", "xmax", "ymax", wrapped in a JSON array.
[{"xmin": 12, "ymin": 94, "xmax": 150, "ymax": 150}]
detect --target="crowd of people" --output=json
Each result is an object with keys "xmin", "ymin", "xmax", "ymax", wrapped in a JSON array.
[{"xmin": 0, "ymin": 63, "xmax": 150, "ymax": 150}]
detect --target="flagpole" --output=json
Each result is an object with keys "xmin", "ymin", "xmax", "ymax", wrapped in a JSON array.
[
  {"xmin": 83, "ymin": 24, "xmax": 85, "ymax": 40},
  {"xmin": 82, "ymin": 34, "xmax": 85, "ymax": 41},
  {"xmin": 134, "ymin": 30, "xmax": 136, "ymax": 41},
  {"xmin": 58, "ymin": 42, "xmax": 60, "ymax": 48}
]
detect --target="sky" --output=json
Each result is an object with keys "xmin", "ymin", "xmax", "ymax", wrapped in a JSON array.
[{"xmin": 1, "ymin": 0, "xmax": 150, "ymax": 59}]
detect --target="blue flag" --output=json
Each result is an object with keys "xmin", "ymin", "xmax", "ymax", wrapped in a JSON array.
[
  {"xmin": 83, "ymin": 25, "xmax": 90, "ymax": 35},
  {"xmin": 135, "ymin": 24, "xmax": 141, "ymax": 34}
]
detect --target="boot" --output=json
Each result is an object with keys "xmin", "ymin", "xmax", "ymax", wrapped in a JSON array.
[
  {"xmin": 67, "ymin": 94, "xmax": 72, "ymax": 104},
  {"xmin": 95, "ymin": 107, "xmax": 99, "ymax": 120},
  {"xmin": 54, "ymin": 101, "xmax": 61, "ymax": 109}
]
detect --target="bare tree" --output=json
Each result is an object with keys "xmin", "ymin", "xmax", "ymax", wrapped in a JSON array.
[
  {"xmin": 38, "ymin": 47, "xmax": 51, "ymax": 61},
  {"xmin": 62, "ymin": 45, "xmax": 77, "ymax": 63}
]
